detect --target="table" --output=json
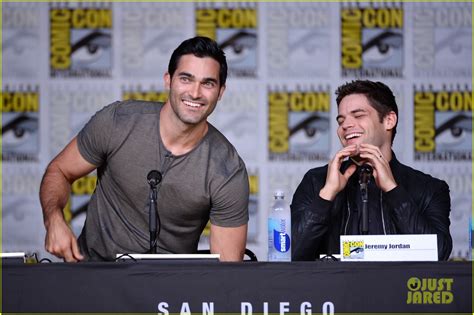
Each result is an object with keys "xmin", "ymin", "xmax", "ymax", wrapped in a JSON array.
[{"xmin": 2, "ymin": 261, "xmax": 472, "ymax": 313}]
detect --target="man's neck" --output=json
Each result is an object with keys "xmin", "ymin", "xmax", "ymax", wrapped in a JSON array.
[
  {"xmin": 380, "ymin": 145, "xmax": 393, "ymax": 161},
  {"xmin": 160, "ymin": 103, "xmax": 208, "ymax": 156}
]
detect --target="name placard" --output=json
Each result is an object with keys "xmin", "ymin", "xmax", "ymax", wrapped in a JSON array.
[
  {"xmin": 340, "ymin": 234, "xmax": 438, "ymax": 261},
  {"xmin": 116, "ymin": 254, "xmax": 220, "ymax": 261},
  {"xmin": 0, "ymin": 252, "xmax": 25, "ymax": 264}
]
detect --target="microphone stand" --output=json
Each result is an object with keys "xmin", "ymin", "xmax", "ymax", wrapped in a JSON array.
[
  {"xmin": 359, "ymin": 164, "xmax": 372, "ymax": 235},
  {"xmin": 149, "ymin": 185, "xmax": 158, "ymax": 253},
  {"xmin": 147, "ymin": 170, "xmax": 162, "ymax": 254},
  {"xmin": 360, "ymin": 182, "xmax": 369, "ymax": 235}
]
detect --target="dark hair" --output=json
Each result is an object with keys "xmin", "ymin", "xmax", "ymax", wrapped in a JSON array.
[
  {"xmin": 168, "ymin": 36, "xmax": 227, "ymax": 86},
  {"xmin": 335, "ymin": 80, "xmax": 398, "ymax": 143}
]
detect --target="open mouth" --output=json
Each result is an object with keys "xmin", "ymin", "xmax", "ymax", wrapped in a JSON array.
[
  {"xmin": 183, "ymin": 100, "xmax": 204, "ymax": 108},
  {"xmin": 345, "ymin": 132, "xmax": 363, "ymax": 140}
]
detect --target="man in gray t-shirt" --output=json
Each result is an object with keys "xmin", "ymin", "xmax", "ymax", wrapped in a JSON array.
[{"xmin": 40, "ymin": 37, "xmax": 249, "ymax": 262}]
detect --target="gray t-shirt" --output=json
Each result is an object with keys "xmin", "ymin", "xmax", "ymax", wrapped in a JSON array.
[{"xmin": 76, "ymin": 100, "xmax": 249, "ymax": 260}]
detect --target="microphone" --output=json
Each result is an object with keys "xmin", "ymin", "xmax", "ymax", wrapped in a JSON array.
[
  {"xmin": 147, "ymin": 170, "xmax": 162, "ymax": 188},
  {"xmin": 147, "ymin": 170, "xmax": 162, "ymax": 253},
  {"xmin": 359, "ymin": 164, "xmax": 373, "ymax": 235},
  {"xmin": 359, "ymin": 164, "xmax": 373, "ymax": 186}
]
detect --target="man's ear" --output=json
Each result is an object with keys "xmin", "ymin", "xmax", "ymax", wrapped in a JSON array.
[
  {"xmin": 384, "ymin": 111, "xmax": 398, "ymax": 131},
  {"xmin": 164, "ymin": 72, "xmax": 171, "ymax": 90}
]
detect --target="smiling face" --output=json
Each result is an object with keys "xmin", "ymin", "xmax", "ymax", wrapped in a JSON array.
[
  {"xmin": 164, "ymin": 54, "xmax": 225, "ymax": 127},
  {"xmin": 336, "ymin": 93, "xmax": 395, "ymax": 151}
]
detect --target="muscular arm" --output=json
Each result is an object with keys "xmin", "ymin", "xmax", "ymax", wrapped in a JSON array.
[
  {"xmin": 40, "ymin": 137, "xmax": 97, "ymax": 262},
  {"xmin": 210, "ymin": 223, "xmax": 247, "ymax": 261}
]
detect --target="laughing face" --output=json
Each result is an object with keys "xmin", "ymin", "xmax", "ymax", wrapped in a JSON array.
[
  {"xmin": 164, "ymin": 54, "xmax": 225, "ymax": 127},
  {"xmin": 336, "ymin": 94, "xmax": 394, "ymax": 152}
]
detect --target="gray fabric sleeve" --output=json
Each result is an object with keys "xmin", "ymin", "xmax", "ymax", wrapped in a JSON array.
[
  {"xmin": 76, "ymin": 101, "xmax": 119, "ymax": 166},
  {"xmin": 209, "ymin": 159, "xmax": 249, "ymax": 227}
]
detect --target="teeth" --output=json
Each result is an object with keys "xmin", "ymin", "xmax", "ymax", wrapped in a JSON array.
[
  {"xmin": 183, "ymin": 100, "xmax": 202, "ymax": 108},
  {"xmin": 345, "ymin": 133, "xmax": 362, "ymax": 140}
]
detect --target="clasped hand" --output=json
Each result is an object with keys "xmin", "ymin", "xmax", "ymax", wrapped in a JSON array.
[{"xmin": 319, "ymin": 144, "xmax": 397, "ymax": 201}]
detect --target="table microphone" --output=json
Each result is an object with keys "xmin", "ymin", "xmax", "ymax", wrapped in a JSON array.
[
  {"xmin": 359, "ymin": 164, "xmax": 372, "ymax": 235},
  {"xmin": 147, "ymin": 170, "xmax": 162, "ymax": 188},
  {"xmin": 147, "ymin": 170, "xmax": 162, "ymax": 253}
]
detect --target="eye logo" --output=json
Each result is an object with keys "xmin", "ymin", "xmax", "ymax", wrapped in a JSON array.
[
  {"xmin": 413, "ymin": 5, "xmax": 472, "ymax": 77},
  {"xmin": 362, "ymin": 30, "xmax": 403, "ymax": 65},
  {"xmin": 342, "ymin": 240, "xmax": 364, "ymax": 259},
  {"xmin": 195, "ymin": 5, "xmax": 258, "ymax": 77},
  {"xmin": 3, "ymin": 30, "xmax": 40, "ymax": 78},
  {"xmin": 406, "ymin": 277, "xmax": 454, "ymax": 304},
  {"xmin": 49, "ymin": 5, "xmax": 112, "ymax": 77},
  {"xmin": 71, "ymin": 30, "xmax": 111, "ymax": 67},
  {"xmin": 407, "ymin": 277, "xmax": 422, "ymax": 291},
  {"xmin": 1, "ymin": 89, "xmax": 40, "ymax": 162},
  {"xmin": 289, "ymin": 114, "xmax": 330, "ymax": 151},
  {"xmin": 218, "ymin": 29, "xmax": 257, "ymax": 76},
  {"xmin": 341, "ymin": 4, "xmax": 404, "ymax": 77},
  {"xmin": 219, "ymin": 30, "xmax": 257, "ymax": 65},
  {"xmin": 268, "ymin": 89, "xmax": 331, "ymax": 161},
  {"xmin": 2, "ymin": 114, "xmax": 38, "ymax": 149},
  {"xmin": 414, "ymin": 87, "xmax": 472, "ymax": 161}
]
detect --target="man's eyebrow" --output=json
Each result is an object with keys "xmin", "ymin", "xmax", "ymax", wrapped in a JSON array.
[
  {"xmin": 177, "ymin": 71, "xmax": 193, "ymax": 78},
  {"xmin": 350, "ymin": 108, "xmax": 367, "ymax": 115},
  {"xmin": 336, "ymin": 108, "xmax": 367, "ymax": 122}
]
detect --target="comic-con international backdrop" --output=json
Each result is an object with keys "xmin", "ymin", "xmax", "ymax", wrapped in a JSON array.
[{"xmin": 2, "ymin": 2, "xmax": 472, "ymax": 261}]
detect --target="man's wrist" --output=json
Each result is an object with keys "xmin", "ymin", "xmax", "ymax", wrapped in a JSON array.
[
  {"xmin": 382, "ymin": 182, "xmax": 398, "ymax": 193},
  {"xmin": 44, "ymin": 209, "xmax": 65, "ymax": 229},
  {"xmin": 319, "ymin": 186, "xmax": 336, "ymax": 201}
]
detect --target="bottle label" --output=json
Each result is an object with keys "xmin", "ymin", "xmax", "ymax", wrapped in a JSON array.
[
  {"xmin": 269, "ymin": 218, "xmax": 290, "ymax": 253},
  {"xmin": 273, "ymin": 229, "xmax": 290, "ymax": 252}
]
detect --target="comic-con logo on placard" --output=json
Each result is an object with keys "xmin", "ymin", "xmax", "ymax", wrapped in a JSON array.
[
  {"xmin": 414, "ymin": 85, "xmax": 472, "ymax": 161},
  {"xmin": 64, "ymin": 175, "xmax": 97, "ymax": 236},
  {"xmin": 341, "ymin": 2, "xmax": 403, "ymax": 77},
  {"xmin": 267, "ymin": 3, "xmax": 331, "ymax": 77},
  {"xmin": 120, "ymin": 3, "xmax": 186, "ymax": 77},
  {"xmin": 122, "ymin": 85, "xmax": 168, "ymax": 103},
  {"xmin": 413, "ymin": 3, "xmax": 471, "ymax": 77},
  {"xmin": 1, "ymin": 86, "xmax": 40, "ymax": 162},
  {"xmin": 49, "ymin": 3, "xmax": 112, "ymax": 77},
  {"xmin": 196, "ymin": 3, "xmax": 257, "ymax": 77},
  {"xmin": 3, "ymin": 3, "xmax": 41, "ymax": 78},
  {"xmin": 342, "ymin": 240, "xmax": 365, "ymax": 259},
  {"xmin": 268, "ymin": 86, "xmax": 330, "ymax": 161}
]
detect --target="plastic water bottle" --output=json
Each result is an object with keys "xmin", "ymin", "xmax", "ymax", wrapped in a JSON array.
[{"xmin": 268, "ymin": 190, "xmax": 291, "ymax": 261}]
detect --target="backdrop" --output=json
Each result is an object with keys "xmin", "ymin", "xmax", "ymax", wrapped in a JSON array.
[{"xmin": 1, "ymin": 1, "xmax": 472, "ymax": 261}]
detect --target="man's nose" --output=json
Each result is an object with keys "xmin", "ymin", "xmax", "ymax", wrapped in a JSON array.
[
  {"xmin": 189, "ymin": 82, "xmax": 202, "ymax": 99},
  {"xmin": 341, "ymin": 117, "xmax": 354, "ymax": 129}
]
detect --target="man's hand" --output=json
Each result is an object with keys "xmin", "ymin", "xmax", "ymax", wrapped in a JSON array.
[
  {"xmin": 45, "ymin": 213, "xmax": 84, "ymax": 262},
  {"xmin": 358, "ymin": 143, "xmax": 397, "ymax": 192},
  {"xmin": 319, "ymin": 145, "xmax": 358, "ymax": 201}
]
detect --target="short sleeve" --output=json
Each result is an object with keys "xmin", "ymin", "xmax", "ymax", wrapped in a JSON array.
[
  {"xmin": 209, "ymin": 159, "xmax": 249, "ymax": 227},
  {"xmin": 77, "ymin": 101, "xmax": 120, "ymax": 166}
]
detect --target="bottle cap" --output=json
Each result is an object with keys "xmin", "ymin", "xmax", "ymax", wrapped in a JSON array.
[{"xmin": 274, "ymin": 189, "xmax": 285, "ymax": 197}]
